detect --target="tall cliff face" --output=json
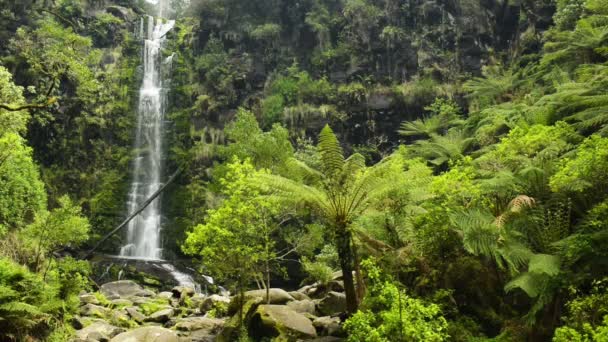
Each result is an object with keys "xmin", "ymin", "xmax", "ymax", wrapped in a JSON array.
[
  {"xmin": 184, "ymin": 0, "xmax": 554, "ymax": 82},
  {"xmin": 166, "ymin": 0, "xmax": 555, "ymax": 154}
]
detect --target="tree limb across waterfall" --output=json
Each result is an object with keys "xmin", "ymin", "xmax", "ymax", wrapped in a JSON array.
[
  {"xmin": 84, "ymin": 168, "xmax": 182, "ymax": 259},
  {"xmin": 0, "ymin": 97, "xmax": 57, "ymax": 111}
]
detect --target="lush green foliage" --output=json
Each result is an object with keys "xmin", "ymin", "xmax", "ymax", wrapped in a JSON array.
[{"xmin": 344, "ymin": 260, "xmax": 449, "ymax": 341}]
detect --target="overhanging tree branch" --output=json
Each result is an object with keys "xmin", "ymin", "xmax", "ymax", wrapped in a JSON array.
[
  {"xmin": 0, "ymin": 97, "xmax": 57, "ymax": 112},
  {"xmin": 84, "ymin": 168, "xmax": 182, "ymax": 259}
]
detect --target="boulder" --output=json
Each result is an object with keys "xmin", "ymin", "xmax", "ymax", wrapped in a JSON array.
[
  {"xmin": 174, "ymin": 317, "xmax": 224, "ymax": 332},
  {"xmin": 110, "ymin": 326, "xmax": 179, "ymax": 342},
  {"xmin": 171, "ymin": 286, "xmax": 195, "ymax": 299},
  {"xmin": 313, "ymin": 316, "xmax": 343, "ymax": 336},
  {"xmin": 76, "ymin": 321, "xmax": 124, "ymax": 341},
  {"xmin": 100, "ymin": 280, "xmax": 145, "ymax": 299},
  {"xmin": 327, "ymin": 280, "xmax": 345, "ymax": 292},
  {"xmin": 190, "ymin": 293, "xmax": 206, "ymax": 308},
  {"xmin": 111, "ymin": 310, "xmax": 133, "ymax": 328},
  {"xmin": 307, "ymin": 337, "xmax": 345, "ymax": 342},
  {"xmin": 317, "ymin": 292, "xmax": 346, "ymax": 316},
  {"xmin": 146, "ymin": 308, "xmax": 175, "ymax": 323},
  {"xmin": 188, "ymin": 329, "xmax": 217, "ymax": 342},
  {"xmin": 288, "ymin": 291, "xmax": 311, "ymax": 301},
  {"xmin": 125, "ymin": 307, "xmax": 146, "ymax": 323},
  {"xmin": 130, "ymin": 296, "xmax": 151, "ymax": 306},
  {"xmin": 138, "ymin": 289, "xmax": 156, "ymax": 297},
  {"xmin": 79, "ymin": 293, "xmax": 100, "ymax": 305},
  {"xmin": 80, "ymin": 303, "xmax": 112, "ymax": 318},
  {"xmin": 217, "ymin": 297, "xmax": 263, "ymax": 341},
  {"xmin": 251, "ymin": 305, "xmax": 317, "ymax": 340},
  {"xmin": 111, "ymin": 299, "xmax": 133, "ymax": 307},
  {"xmin": 157, "ymin": 291, "xmax": 174, "ymax": 300},
  {"xmin": 200, "ymin": 294, "xmax": 230, "ymax": 313},
  {"xmin": 286, "ymin": 299, "xmax": 316, "ymax": 315},
  {"xmin": 244, "ymin": 288, "xmax": 295, "ymax": 304}
]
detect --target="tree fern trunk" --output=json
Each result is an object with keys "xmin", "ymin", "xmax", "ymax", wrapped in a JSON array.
[{"xmin": 336, "ymin": 226, "xmax": 358, "ymax": 315}]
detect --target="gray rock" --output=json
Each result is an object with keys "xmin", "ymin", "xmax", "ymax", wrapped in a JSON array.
[
  {"xmin": 188, "ymin": 329, "xmax": 217, "ymax": 342},
  {"xmin": 244, "ymin": 288, "xmax": 295, "ymax": 304},
  {"xmin": 307, "ymin": 337, "xmax": 345, "ymax": 342},
  {"xmin": 313, "ymin": 316, "xmax": 343, "ymax": 336},
  {"xmin": 288, "ymin": 291, "xmax": 311, "ymax": 301},
  {"xmin": 172, "ymin": 286, "xmax": 195, "ymax": 299},
  {"xmin": 317, "ymin": 292, "xmax": 346, "ymax": 316},
  {"xmin": 146, "ymin": 308, "xmax": 175, "ymax": 323},
  {"xmin": 200, "ymin": 294, "xmax": 230, "ymax": 313},
  {"xmin": 286, "ymin": 299, "xmax": 316, "ymax": 315},
  {"xmin": 190, "ymin": 293, "xmax": 206, "ymax": 308},
  {"xmin": 100, "ymin": 280, "xmax": 145, "ymax": 299},
  {"xmin": 138, "ymin": 289, "xmax": 156, "ymax": 297},
  {"xmin": 110, "ymin": 326, "xmax": 179, "ymax": 342},
  {"xmin": 76, "ymin": 321, "xmax": 124, "ymax": 341},
  {"xmin": 252, "ymin": 304, "xmax": 317, "ymax": 339},
  {"xmin": 327, "ymin": 280, "xmax": 344, "ymax": 292},
  {"xmin": 130, "ymin": 296, "xmax": 151, "ymax": 306},
  {"xmin": 157, "ymin": 291, "xmax": 174, "ymax": 300},
  {"xmin": 125, "ymin": 307, "xmax": 146, "ymax": 323},
  {"xmin": 80, "ymin": 304, "xmax": 112, "ymax": 318},
  {"xmin": 79, "ymin": 293, "xmax": 100, "ymax": 305},
  {"xmin": 111, "ymin": 299, "xmax": 133, "ymax": 307},
  {"xmin": 174, "ymin": 317, "xmax": 224, "ymax": 332},
  {"xmin": 111, "ymin": 310, "xmax": 132, "ymax": 328}
]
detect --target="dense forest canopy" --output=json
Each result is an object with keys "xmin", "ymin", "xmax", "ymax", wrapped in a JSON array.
[{"xmin": 1, "ymin": 0, "xmax": 608, "ymax": 341}]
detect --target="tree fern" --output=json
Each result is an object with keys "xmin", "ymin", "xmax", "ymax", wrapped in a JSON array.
[{"xmin": 254, "ymin": 126, "xmax": 409, "ymax": 313}]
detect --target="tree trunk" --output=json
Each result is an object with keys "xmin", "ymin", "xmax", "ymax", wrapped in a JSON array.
[{"xmin": 336, "ymin": 226, "xmax": 358, "ymax": 315}]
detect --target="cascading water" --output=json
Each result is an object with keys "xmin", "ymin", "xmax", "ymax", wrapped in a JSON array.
[
  {"xmin": 120, "ymin": 10, "xmax": 174, "ymax": 261},
  {"xmin": 117, "ymin": 1, "xmax": 209, "ymax": 292}
]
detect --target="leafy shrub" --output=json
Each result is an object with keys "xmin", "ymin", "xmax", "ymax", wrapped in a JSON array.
[
  {"xmin": 261, "ymin": 94, "xmax": 285, "ymax": 126},
  {"xmin": 0, "ymin": 257, "xmax": 86, "ymax": 340},
  {"xmin": 344, "ymin": 260, "xmax": 449, "ymax": 341},
  {"xmin": 550, "ymin": 135, "xmax": 608, "ymax": 194},
  {"xmin": 301, "ymin": 257, "xmax": 334, "ymax": 285},
  {"xmin": 553, "ymin": 278, "xmax": 608, "ymax": 341}
]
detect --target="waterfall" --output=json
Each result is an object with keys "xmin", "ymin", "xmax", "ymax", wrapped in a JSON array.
[{"xmin": 120, "ymin": 8, "xmax": 175, "ymax": 261}]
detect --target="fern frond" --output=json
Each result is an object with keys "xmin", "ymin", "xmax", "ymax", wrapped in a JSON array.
[
  {"xmin": 505, "ymin": 272, "xmax": 542, "ymax": 297},
  {"xmin": 528, "ymin": 253, "xmax": 560, "ymax": 276},
  {"xmin": 318, "ymin": 125, "xmax": 345, "ymax": 179},
  {"xmin": 509, "ymin": 195, "xmax": 536, "ymax": 213}
]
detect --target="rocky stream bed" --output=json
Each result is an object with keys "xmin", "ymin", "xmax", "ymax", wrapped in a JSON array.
[{"xmin": 71, "ymin": 273, "xmax": 349, "ymax": 342}]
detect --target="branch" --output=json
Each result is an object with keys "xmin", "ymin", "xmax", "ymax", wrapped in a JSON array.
[
  {"xmin": 0, "ymin": 98, "xmax": 57, "ymax": 112},
  {"xmin": 84, "ymin": 168, "xmax": 182, "ymax": 258}
]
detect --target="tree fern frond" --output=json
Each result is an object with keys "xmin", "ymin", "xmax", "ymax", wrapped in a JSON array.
[
  {"xmin": 318, "ymin": 125, "xmax": 345, "ymax": 179},
  {"xmin": 398, "ymin": 116, "xmax": 442, "ymax": 138},
  {"xmin": 528, "ymin": 253, "xmax": 560, "ymax": 276},
  {"xmin": 505, "ymin": 272, "xmax": 542, "ymax": 297},
  {"xmin": 285, "ymin": 157, "xmax": 323, "ymax": 182},
  {"xmin": 509, "ymin": 195, "xmax": 536, "ymax": 213}
]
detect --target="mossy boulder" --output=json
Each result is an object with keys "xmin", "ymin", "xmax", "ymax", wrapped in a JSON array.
[
  {"xmin": 80, "ymin": 303, "xmax": 112, "ymax": 318},
  {"xmin": 244, "ymin": 288, "xmax": 295, "ymax": 304},
  {"xmin": 217, "ymin": 297, "xmax": 263, "ymax": 342},
  {"xmin": 250, "ymin": 305, "xmax": 317, "ymax": 340},
  {"xmin": 316, "ymin": 292, "xmax": 346, "ymax": 316},
  {"xmin": 101, "ymin": 280, "xmax": 146, "ymax": 299},
  {"xmin": 76, "ymin": 321, "xmax": 124, "ymax": 341}
]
